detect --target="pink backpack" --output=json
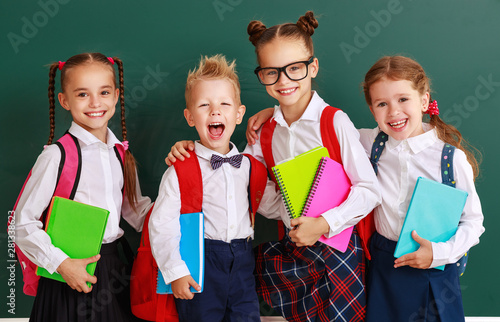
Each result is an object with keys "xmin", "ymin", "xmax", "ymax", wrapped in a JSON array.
[{"xmin": 8, "ymin": 133, "xmax": 125, "ymax": 296}]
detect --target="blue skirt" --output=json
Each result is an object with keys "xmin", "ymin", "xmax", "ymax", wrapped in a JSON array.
[{"xmin": 366, "ymin": 232, "xmax": 465, "ymax": 322}]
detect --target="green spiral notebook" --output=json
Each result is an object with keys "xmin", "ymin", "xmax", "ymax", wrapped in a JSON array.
[
  {"xmin": 272, "ymin": 146, "xmax": 329, "ymax": 219},
  {"xmin": 36, "ymin": 196, "xmax": 110, "ymax": 286}
]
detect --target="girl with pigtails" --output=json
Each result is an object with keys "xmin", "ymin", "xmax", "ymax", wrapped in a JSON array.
[
  {"xmin": 14, "ymin": 52, "xmax": 152, "ymax": 321},
  {"xmin": 167, "ymin": 11, "xmax": 380, "ymax": 322}
]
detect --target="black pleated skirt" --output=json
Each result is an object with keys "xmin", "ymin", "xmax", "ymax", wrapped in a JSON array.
[{"xmin": 30, "ymin": 238, "xmax": 144, "ymax": 322}]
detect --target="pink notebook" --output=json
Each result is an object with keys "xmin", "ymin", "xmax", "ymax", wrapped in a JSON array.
[{"xmin": 302, "ymin": 157, "xmax": 353, "ymax": 252}]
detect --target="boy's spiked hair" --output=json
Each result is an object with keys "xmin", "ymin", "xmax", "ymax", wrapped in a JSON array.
[{"xmin": 185, "ymin": 54, "xmax": 241, "ymax": 107}]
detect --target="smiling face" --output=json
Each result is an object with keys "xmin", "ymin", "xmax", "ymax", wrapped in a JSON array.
[
  {"xmin": 257, "ymin": 38, "xmax": 318, "ymax": 115},
  {"xmin": 58, "ymin": 62, "xmax": 118, "ymax": 142},
  {"xmin": 369, "ymin": 77, "xmax": 429, "ymax": 141},
  {"xmin": 184, "ymin": 79, "xmax": 245, "ymax": 154}
]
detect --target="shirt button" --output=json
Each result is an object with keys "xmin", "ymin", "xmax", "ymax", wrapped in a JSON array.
[
  {"xmin": 229, "ymin": 195, "xmax": 233, "ymax": 200},
  {"xmin": 230, "ymin": 225, "xmax": 235, "ymax": 229}
]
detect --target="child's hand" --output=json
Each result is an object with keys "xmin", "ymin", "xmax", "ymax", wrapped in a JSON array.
[
  {"xmin": 246, "ymin": 108, "xmax": 274, "ymax": 145},
  {"xmin": 289, "ymin": 216, "xmax": 330, "ymax": 247},
  {"xmin": 394, "ymin": 230, "xmax": 433, "ymax": 269},
  {"xmin": 165, "ymin": 140, "xmax": 195, "ymax": 166},
  {"xmin": 57, "ymin": 254, "xmax": 100, "ymax": 293},
  {"xmin": 171, "ymin": 275, "xmax": 201, "ymax": 300}
]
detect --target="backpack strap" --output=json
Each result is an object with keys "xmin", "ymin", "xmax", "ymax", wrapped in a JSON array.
[
  {"xmin": 53, "ymin": 133, "xmax": 82, "ymax": 200},
  {"xmin": 113, "ymin": 144, "xmax": 126, "ymax": 195},
  {"xmin": 260, "ymin": 117, "xmax": 287, "ymax": 238},
  {"xmin": 370, "ymin": 131, "xmax": 389, "ymax": 175},
  {"xmin": 440, "ymin": 144, "xmax": 468, "ymax": 275},
  {"xmin": 441, "ymin": 144, "xmax": 456, "ymax": 187},
  {"xmin": 173, "ymin": 151, "xmax": 203, "ymax": 213},
  {"xmin": 320, "ymin": 106, "xmax": 342, "ymax": 164},
  {"xmin": 243, "ymin": 154, "xmax": 268, "ymax": 229},
  {"xmin": 260, "ymin": 118, "xmax": 278, "ymax": 181}
]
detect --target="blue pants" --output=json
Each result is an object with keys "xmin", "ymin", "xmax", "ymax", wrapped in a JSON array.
[
  {"xmin": 366, "ymin": 232, "xmax": 465, "ymax": 322},
  {"xmin": 175, "ymin": 238, "xmax": 260, "ymax": 322}
]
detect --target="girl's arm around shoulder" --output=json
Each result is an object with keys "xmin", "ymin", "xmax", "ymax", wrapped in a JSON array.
[
  {"xmin": 319, "ymin": 112, "xmax": 381, "ymax": 237},
  {"xmin": 430, "ymin": 148, "xmax": 485, "ymax": 268},
  {"xmin": 14, "ymin": 145, "xmax": 70, "ymax": 273},
  {"xmin": 149, "ymin": 167, "xmax": 191, "ymax": 285}
]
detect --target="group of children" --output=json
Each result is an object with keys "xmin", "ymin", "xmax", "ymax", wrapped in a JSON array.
[{"xmin": 14, "ymin": 10, "xmax": 484, "ymax": 322}]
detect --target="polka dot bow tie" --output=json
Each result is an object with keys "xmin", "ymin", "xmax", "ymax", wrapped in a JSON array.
[{"xmin": 210, "ymin": 154, "xmax": 243, "ymax": 170}]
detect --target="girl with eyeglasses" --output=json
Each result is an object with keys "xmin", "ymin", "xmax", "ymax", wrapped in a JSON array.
[{"xmin": 166, "ymin": 11, "xmax": 380, "ymax": 322}]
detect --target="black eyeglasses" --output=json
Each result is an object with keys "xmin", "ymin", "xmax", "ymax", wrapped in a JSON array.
[{"xmin": 254, "ymin": 57, "xmax": 315, "ymax": 86}]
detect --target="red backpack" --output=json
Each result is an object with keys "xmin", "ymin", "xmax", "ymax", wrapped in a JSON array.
[
  {"xmin": 8, "ymin": 133, "xmax": 126, "ymax": 296},
  {"xmin": 260, "ymin": 106, "xmax": 376, "ymax": 259},
  {"xmin": 130, "ymin": 150, "xmax": 268, "ymax": 321}
]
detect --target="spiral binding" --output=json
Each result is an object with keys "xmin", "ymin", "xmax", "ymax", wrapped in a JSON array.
[
  {"xmin": 302, "ymin": 157, "xmax": 326, "ymax": 216},
  {"xmin": 273, "ymin": 168, "xmax": 296, "ymax": 218}
]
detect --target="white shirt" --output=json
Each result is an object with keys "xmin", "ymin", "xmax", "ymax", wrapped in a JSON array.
[
  {"xmin": 150, "ymin": 141, "xmax": 282, "ymax": 284},
  {"xmin": 358, "ymin": 124, "xmax": 485, "ymax": 268},
  {"xmin": 243, "ymin": 91, "xmax": 381, "ymax": 237},
  {"xmin": 14, "ymin": 122, "xmax": 152, "ymax": 274}
]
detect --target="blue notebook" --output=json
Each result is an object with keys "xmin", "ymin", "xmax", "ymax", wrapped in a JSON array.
[
  {"xmin": 394, "ymin": 177, "xmax": 468, "ymax": 270},
  {"xmin": 157, "ymin": 212, "xmax": 205, "ymax": 294}
]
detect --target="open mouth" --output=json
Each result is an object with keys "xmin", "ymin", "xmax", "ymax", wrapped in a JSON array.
[
  {"xmin": 86, "ymin": 111, "xmax": 105, "ymax": 118},
  {"xmin": 208, "ymin": 122, "xmax": 225, "ymax": 139},
  {"xmin": 389, "ymin": 119, "xmax": 407, "ymax": 129}
]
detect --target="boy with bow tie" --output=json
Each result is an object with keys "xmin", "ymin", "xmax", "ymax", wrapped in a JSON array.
[{"xmin": 149, "ymin": 55, "xmax": 282, "ymax": 322}]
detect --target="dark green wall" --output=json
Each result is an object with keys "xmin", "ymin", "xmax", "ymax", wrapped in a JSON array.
[{"xmin": 1, "ymin": 0, "xmax": 499, "ymax": 317}]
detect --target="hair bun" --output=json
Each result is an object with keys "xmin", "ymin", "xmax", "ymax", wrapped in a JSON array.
[
  {"xmin": 247, "ymin": 20, "xmax": 267, "ymax": 46},
  {"xmin": 296, "ymin": 11, "xmax": 318, "ymax": 36}
]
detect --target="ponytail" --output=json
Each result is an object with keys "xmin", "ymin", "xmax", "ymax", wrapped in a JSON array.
[
  {"xmin": 429, "ymin": 115, "xmax": 481, "ymax": 180},
  {"xmin": 47, "ymin": 62, "xmax": 59, "ymax": 145},
  {"xmin": 113, "ymin": 57, "xmax": 139, "ymax": 210}
]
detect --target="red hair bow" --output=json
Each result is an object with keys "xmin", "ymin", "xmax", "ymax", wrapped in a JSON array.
[{"xmin": 426, "ymin": 100, "xmax": 439, "ymax": 116}]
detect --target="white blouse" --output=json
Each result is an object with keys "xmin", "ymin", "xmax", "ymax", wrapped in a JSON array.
[
  {"xmin": 358, "ymin": 124, "xmax": 485, "ymax": 268},
  {"xmin": 14, "ymin": 122, "xmax": 152, "ymax": 274},
  {"xmin": 244, "ymin": 91, "xmax": 381, "ymax": 237}
]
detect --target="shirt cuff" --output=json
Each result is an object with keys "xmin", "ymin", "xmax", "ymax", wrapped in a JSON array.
[
  {"xmin": 321, "ymin": 208, "xmax": 346, "ymax": 238},
  {"xmin": 159, "ymin": 263, "xmax": 190, "ymax": 285},
  {"xmin": 49, "ymin": 247, "xmax": 69, "ymax": 274},
  {"xmin": 430, "ymin": 242, "xmax": 451, "ymax": 268}
]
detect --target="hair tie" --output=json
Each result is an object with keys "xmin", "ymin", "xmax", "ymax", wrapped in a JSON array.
[
  {"xmin": 122, "ymin": 140, "xmax": 129, "ymax": 150},
  {"xmin": 107, "ymin": 57, "xmax": 115, "ymax": 65},
  {"xmin": 58, "ymin": 61, "xmax": 65, "ymax": 70},
  {"xmin": 426, "ymin": 100, "xmax": 439, "ymax": 116}
]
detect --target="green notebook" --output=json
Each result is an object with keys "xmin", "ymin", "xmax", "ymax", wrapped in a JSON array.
[
  {"xmin": 36, "ymin": 196, "xmax": 110, "ymax": 287},
  {"xmin": 272, "ymin": 146, "xmax": 329, "ymax": 219}
]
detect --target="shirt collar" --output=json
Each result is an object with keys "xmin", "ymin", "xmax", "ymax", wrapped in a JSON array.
[
  {"xmin": 194, "ymin": 141, "xmax": 240, "ymax": 161},
  {"xmin": 386, "ymin": 123, "xmax": 438, "ymax": 154},
  {"xmin": 68, "ymin": 122, "xmax": 122, "ymax": 149},
  {"xmin": 272, "ymin": 91, "xmax": 327, "ymax": 127}
]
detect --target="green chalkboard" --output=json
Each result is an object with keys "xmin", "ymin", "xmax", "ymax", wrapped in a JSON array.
[{"xmin": 1, "ymin": 0, "xmax": 499, "ymax": 318}]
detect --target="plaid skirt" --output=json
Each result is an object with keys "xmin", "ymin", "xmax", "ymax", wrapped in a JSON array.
[{"xmin": 255, "ymin": 228, "xmax": 366, "ymax": 322}]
